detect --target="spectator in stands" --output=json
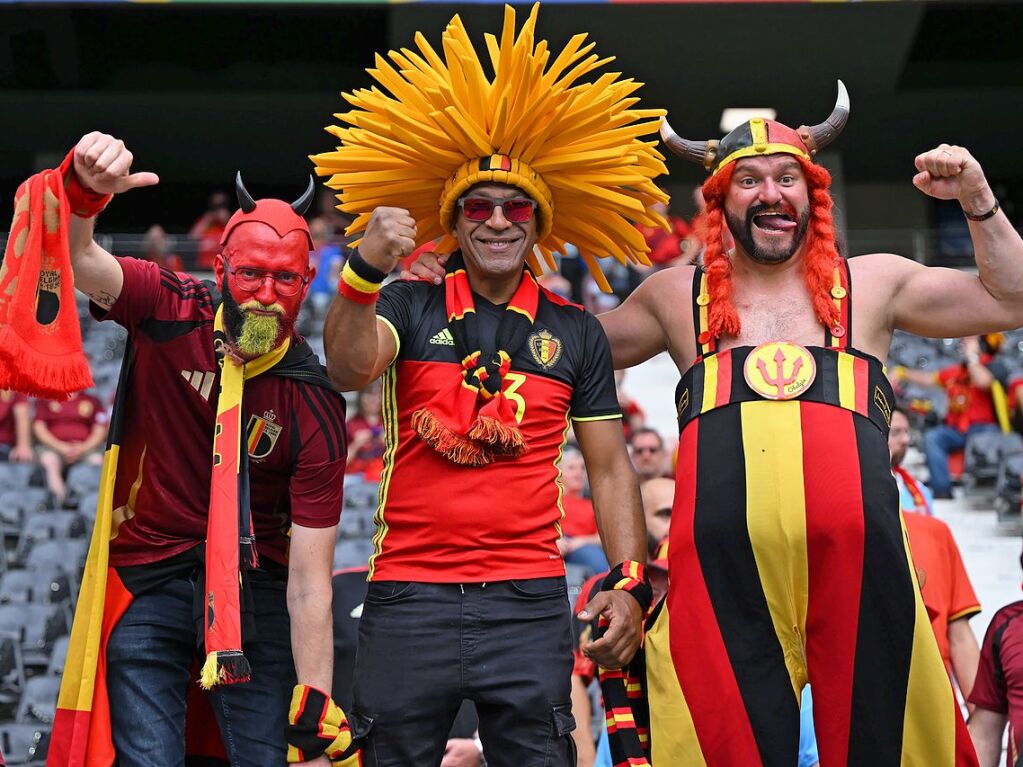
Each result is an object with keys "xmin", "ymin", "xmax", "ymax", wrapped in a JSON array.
[
  {"xmin": 33, "ymin": 390, "xmax": 107, "ymax": 505},
  {"xmin": 142, "ymin": 224, "xmax": 183, "ymax": 272},
  {"xmin": 307, "ymin": 216, "xmax": 346, "ymax": 318},
  {"xmin": 51, "ymin": 132, "xmax": 348, "ymax": 766},
  {"xmin": 0, "ymin": 390, "xmax": 33, "ymax": 462},
  {"xmin": 968, "ymin": 554, "xmax": 1023, "ymax": 765},
  {"xmin": 189, "ymin": 190, "xmax": 232, "ymax": 269},
  {"xmin": 894, "ymin": 335, "xmax": 1008, "ymax": 499},
  {"xmin": 345, "ymin": 382, "xmax": 385, "ymax": 479},
  {"xmin": 890, "ymin": 405, "xmax": 982, "ymax": 704},
  {"xmin": 640, "ymin": 477, "xmax": 673, "ymax": 556},
  {"xmin": 636, "ymin": 192, "xmax": 699, "ymax": 270},
  {"xmin": 630, "ymin": 428, "xmax": 669, "ymax": 483},
  {"xmin": 557, "ymin": 448, "xmax": 609, "ymax": 575}
]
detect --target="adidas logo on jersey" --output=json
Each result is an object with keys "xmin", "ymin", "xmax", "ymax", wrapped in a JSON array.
[
  {"xmin": 429, "ymin": 328, "xmax": 455, "ymax": 346},
  {"xmin": 181, "ymin": 370, "xmax": 216, "ymax": 401}
]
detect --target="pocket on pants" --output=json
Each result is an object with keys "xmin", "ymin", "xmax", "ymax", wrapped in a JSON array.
[
  {"xmin": 364, "ymin": 581, "xmax": 417, "ymax": 604},
  {"xmin": 547, "ymin": 703, "xmax": 577, "ymax": 767},
  {"xmin": 508, "ymin": 577, "xmax": 567, "ymax": 599}
]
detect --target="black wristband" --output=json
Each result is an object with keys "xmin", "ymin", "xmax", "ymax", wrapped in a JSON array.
[
  {"xmin": 964, "ymin": 200, "xmax": 1000, "ymax": 222},
  {"xmin": 347, "ymin": 249, "xmax": 389, "ymax": 284}
]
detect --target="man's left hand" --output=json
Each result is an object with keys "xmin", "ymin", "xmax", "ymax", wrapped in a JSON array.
[
  {"xmin": 440, "ymin": 738, "xmax": 482, "ymax": 767},
  {"xmin": 913, "ymin": 144, "xmax": 990, "ymax": 207},
  {"xmin": 579, "ymin": 590, "xmax": 643, "ymax": 669}
]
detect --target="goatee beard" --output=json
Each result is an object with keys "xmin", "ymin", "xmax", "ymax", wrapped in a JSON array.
[
  {"xmin": 222, "ymin": 270, "xmax": 289, "ymax": 358},
  {"xmin": 727, "ymin": 204, "xmax": 810, "ymax": 265}
]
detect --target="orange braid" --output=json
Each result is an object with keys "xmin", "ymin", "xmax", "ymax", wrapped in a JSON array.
[{"xmin": 696, "ymin": 157, "xmax": 841, "ymax": 340}]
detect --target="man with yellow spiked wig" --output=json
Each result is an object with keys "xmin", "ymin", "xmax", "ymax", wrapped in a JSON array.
[{"xmin": 312, "ymin": 4, "xmax": 661, "ymax": 764}]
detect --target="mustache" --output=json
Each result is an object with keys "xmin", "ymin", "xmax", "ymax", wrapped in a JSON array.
[
  {"xmin": 745, "ymin": 202, "xmax": 798, "ymax": 226},
  {"xmin": 239, "ymin": 300, "xmax": 285, "ymax": 315}
]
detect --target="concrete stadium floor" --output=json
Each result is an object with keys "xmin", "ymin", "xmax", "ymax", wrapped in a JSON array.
[{"xmin": 627, "ymin": 352, "xmax": 1023, "ymax": 642}]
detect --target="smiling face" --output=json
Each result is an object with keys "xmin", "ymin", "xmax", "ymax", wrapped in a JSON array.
[
  {"xmin": 214, "ymin": 222, "xmax": 314, "ymax": 358},
  {"xmin": 451, "ymin": 183, "xmax": 539, "ymax": 284},
  {"xmin": 724, "ymin": 155, "xmax": 811, "ymax": 265}
]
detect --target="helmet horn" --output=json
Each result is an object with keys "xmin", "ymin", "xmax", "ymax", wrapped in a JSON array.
[
  {"xmin": 235, "ymin": 172, "xmax": 256, "ymax": 214},
  {"xmin": 797, "ymin": 80, "xmax": 850, "ymax": 155},
  {"xmin": 291, "ymin": 176, "xmax": 315, "ymax": 216},
  {"xmin": 659, "ymin": 117, "xmax": 717, "ymax": 171}
]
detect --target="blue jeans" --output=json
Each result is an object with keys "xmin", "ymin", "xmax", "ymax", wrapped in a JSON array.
[
  {"xmin": 923, "ymin": 422, "xmax": 999, "ymax": 494},
  {"xmin": 564, "ymin": 543, "xmax": 608, "ymax": 576},
  {"xmin": 106, "ymin": 570, "xmax": 294, "ymax": 767}
]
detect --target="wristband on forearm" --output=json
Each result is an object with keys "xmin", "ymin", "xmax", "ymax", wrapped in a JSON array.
[
  {"xmin": 963, "ymin": 200, "xmax": 999, "ymax": 222},
  {"xmin": 337, "ymin": 250, "xmax": 387, "ymax": 304},
  {"xmin": 58, "ymin": 149, "xmax": 112, "ymax": 218},
  {"xmin": 601, "ymin": 560, "xmax": 654, "ymax": 616},
  {"xmin": 286, "ymin": 684, "xmax": 360, "ymax": 766}
]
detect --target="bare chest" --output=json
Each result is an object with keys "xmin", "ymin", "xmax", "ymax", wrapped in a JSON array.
[{"xmin": 723, "ymin": 292, "xmax": 827, "ymax": 349}]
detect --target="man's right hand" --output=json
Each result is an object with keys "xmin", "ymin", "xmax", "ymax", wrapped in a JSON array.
[
  {"xmin": 400, "ymin": 249, "xmax": 448, "ymax": 285},
  {"xmin": 73, "ymin": 132, "xmax": 160, "ymax": 196},
  {"xmin": 357, "ymin": 207, "xmax": 417, "ymax": 274}
]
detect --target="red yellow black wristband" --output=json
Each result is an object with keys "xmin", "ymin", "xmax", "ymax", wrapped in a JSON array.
[
  {"xmin": 338, "ymin": 251, "xmax": 386, "ymax": 305},
  {"xmin": 601, "ymin": 559, "xmax": 654, "ymax": 616}
]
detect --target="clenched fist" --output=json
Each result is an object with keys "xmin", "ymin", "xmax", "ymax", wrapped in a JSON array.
[
  {"xmin": 912, "ymin": 144, "xmax": 992, "ymax": 211},
  {"xmin": 358, "ymin": 207, "xmax": 418, "ymax": 274},
  {"xmin": 73, "ymin": 132, "xmax": 160, "ymax": 196}
]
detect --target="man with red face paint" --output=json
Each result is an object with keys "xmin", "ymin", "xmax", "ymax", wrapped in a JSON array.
[
  {"xmin": 47, "ymin": 132, "xmax": 350, "ymax": 767},
  {"xmin": 410, "ymin": 81, "xmax": 1023, "ymax": 765}
]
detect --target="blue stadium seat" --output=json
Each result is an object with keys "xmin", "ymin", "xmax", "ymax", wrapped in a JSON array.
[
  {"xmin": 15, "ymin": 512, "xmax": 88, "ymax": 564},
  {"xmin": 65, "ymin": 464, "xmax": 102, "ymax": 498},
  {"xmin": 0, "ymin": 463, "xmax": 39, "ymax": 490},
  {"xmin": 0, "ymin": 604, "xmax": 69, "ymax": 668},
  {"xmin": 338, "ymin": 509, "xmax": 375, "ymax": 539},
  {"xmin": 24, "ymin": 540, "xmax": 88, "ymax": 576},
  {"xmin": 0, "ymin": 722, "xmax": 50, "ymax": 765},
  {"xmin": 15, "ymin": 675, "xmax": 60, "ymax": 725},
  {"xmin": 0, "ymin": 568, "xmax": 73, "ymax": 607},
  {"xmin": 333, "ymin": 539, "xmax": 375, "ymax": 570},
  {"xmin": 76, "ymin": 491, "xmax": 100, "ymax": 519}
]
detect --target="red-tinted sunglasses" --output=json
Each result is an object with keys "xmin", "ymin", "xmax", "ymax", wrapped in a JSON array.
[{"xmin": 457, "ymin": 197, "xmax": 537, "ymax": 224}]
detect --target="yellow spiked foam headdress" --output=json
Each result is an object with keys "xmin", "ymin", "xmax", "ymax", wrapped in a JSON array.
[{"xmin": 311, "ymin": 3, "xmax": 669, "ymax": 292}]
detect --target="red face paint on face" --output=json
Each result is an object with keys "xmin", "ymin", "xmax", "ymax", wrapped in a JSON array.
[{"xmin": 215, "ymin": 222, "xmax": 313, "ymax": 326}]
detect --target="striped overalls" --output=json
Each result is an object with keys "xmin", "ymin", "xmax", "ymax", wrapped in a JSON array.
[{"xmin": 643, "ymin": 263, "xmax": 977, "ymax": 766}]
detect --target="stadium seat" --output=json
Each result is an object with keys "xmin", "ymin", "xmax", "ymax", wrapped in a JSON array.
[
  {"xmin": 338, "ymin": 509, "xmax": 375, "ymax": 539},
  {"xmin": 45, "ymin": 635, "xmax": 69, "ymax": 678},
  {"xmin": 995, "ymin": 452, "xmax": 1023, "ymax": 523},
  {"xmin": 0, "ymin": 605, "xmax": 69, "ymax": 667},
  {"xmin": 15, "ymin": 512, "xmax": 88, "ymax": 564},
  {"xmin": 964, "ymin": 431, "xmax": 1023, "ymax": 490},
  {"xmin": 0, "ymin": 568, "xmax": 73, "ymax": 607},
  {"xmin": 565, "ymin": 562, "xmax": 594, "ymax": 607},
  {"xmin": 65, "ymin": 464, "xmax": 102, "ymax": 497},
  {"xmin": 77, "ymin": 491, "xmax": 100, "ymax": 518},
  {"xmin": 333, "ymin": 539, "xmax": 375, "ymax": 570},
  {"xmin": 0, "ymin": 722, "xmax": 50, "ymax": 764},
  {"xmin": 15, "ymin": 676, "xmax": 60, "ymax": 724},
  {"xmin": 0, "ymin": 489, "xmax": 53, "ymax": 539},
  {"xmin": 343, "ymin": 479, "xmax": 379, "ymax": 510},
  {"xmin": 0, "ymin": 464, "xmax": 39, "ymax": 490},
  {"xmin": 24, "ymin": 540, "xmax": 88, "ymax": 576},
  {"xmin": 0, "ymin": 636, "xmax": 25, "ymax": 707}
]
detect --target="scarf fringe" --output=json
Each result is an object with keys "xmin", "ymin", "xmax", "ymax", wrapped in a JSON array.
[
  {"xmin": 0, "ymin": 325, "xmax": 93, "ymax": 398},
  {"xmin": 200, "ymin": 650, "xmax": 252, "ymax": 690},
  {"xmin": 468, "ymin": 414, "xmax": 527, "ymax": 457},
  {"xmin": 412, "ymin": 408, "xmax": 493, "ymax": 466}
]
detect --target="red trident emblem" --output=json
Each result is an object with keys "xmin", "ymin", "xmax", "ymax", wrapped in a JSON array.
[{"xmin": 743, "ymin": 342, "xmax": 816, "ymax": 401}]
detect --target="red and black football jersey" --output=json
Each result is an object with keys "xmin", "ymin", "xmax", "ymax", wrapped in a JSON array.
[
  {"xmin": 371, "ymin": 277, "xmax": 621, "ymax": 582},
  {"xmin": 93, "ymin": 257, "xmax": 347, "ymax": 568}
]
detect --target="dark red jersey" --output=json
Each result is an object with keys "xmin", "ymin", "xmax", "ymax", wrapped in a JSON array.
[
  {"xmin": 970, "ymin": 600, "xmax": 1023, "ymax": 765},
  {"xmin": 93, "ymin": 256, "xmax": 346, "ymax": 568},
  {"xmin": 34, "ymin": 391, "xmax": 105, "ymax": 443},
  {"xmin": 0, "ymin": 390, "xmax": 28, "ymax": 446},
  {"xmin": 371, "ymin": 278, "xmax": 621, "ymax": 582}
]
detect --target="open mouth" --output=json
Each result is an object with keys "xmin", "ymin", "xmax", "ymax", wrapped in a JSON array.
[
  {"xmin": 752, "ymin": 212, "xmax": 797, "ymax": 233},
  {"xmin": 476, "ymin": 237, "xmax": 521, "ymax": 253}
]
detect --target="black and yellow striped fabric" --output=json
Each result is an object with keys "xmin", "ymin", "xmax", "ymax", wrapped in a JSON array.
[{"xmin": 643, "ymin": 263, "xmax": 977, "ymax": 766}]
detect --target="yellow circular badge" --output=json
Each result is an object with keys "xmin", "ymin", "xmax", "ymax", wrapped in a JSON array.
[{"xmin": 743, "ymin": 342, "xmax": 817, "ymax": 401}]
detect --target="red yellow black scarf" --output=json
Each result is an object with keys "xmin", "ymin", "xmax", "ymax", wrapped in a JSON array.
[{"xmin": 411, "ymin": 253, "xmax": 538, "ymax": 466}]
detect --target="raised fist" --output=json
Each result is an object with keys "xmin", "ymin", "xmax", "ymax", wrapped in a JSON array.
[
  {"xmin": 358, "ymin": 207, "xmax": 418, "ymax": 274},
  {"xmin": 912, "ymin": 144, "xmax": 989, "ymax": 207},
  {"xmin": 73, "ymin": 132, "xmax": 160, "ymax": 196}
]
